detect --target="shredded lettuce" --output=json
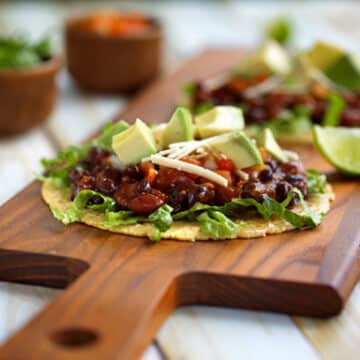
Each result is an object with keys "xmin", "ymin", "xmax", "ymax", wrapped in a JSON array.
[
  {"xmin": 41, "ymin": 145, "xmax": 91, "ymax": 189},
  {"xmin": 40, "ymin": 121, "xmax": 130, "ymax": 189},
  {"xmin": 103, "ymin": 204, "xmax": 173, "ymax": 242},
  {"xmin": 250, "ymin": 105, "xmax": 312, "ymax": 136},
  {"xmin": 197, "ymin": 211, "xmax": 239, "ymax": 239},
  {"xmin": 322, "ymin": 93, "xmax": 345, "ymax": 127},
  {"xmin": 93, "ymin": 121, "xmax": 130, "ymax": 152},
  {"xmin": 51, "ymin": 190, "xmax": 116, "ymax": 225},
  {"xmin": 194, "ymin": 101, "xmax": 215, "ymax": 115},
  {"xmin": 175, "ymin": 188, "xmax": 323, "ymax": 238},
  {"xmin": 182, "ymin": 82, "xmax": 196, "ymax": 98},
  {"xmin": 306, "ymin": 169, "xmax": 327, "ymax": 194}
]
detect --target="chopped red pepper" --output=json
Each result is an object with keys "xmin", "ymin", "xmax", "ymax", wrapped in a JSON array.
[{"xmin": 217, "ymin": 159, "xmax": 235, "ymax": 172}]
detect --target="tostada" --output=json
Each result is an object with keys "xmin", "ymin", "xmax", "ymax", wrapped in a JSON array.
[{"xmin": 40, "ymin": 107, "xmax": 333, "ymax": 241}]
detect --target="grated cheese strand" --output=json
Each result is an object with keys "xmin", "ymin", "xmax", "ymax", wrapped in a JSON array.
[{"xmin": 149, "ymin": 155, "xmax": 228, "ymax": 187}]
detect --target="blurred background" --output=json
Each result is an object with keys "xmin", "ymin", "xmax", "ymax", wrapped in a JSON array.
[{"xmin": 0, "ymin": 1, "xmax": 359, "ymax": 360}]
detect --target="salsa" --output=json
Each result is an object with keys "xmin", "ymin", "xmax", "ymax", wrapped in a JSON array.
[{"xmin": 75, "ymin": 11, "xmax": 152, "ymax": 36}]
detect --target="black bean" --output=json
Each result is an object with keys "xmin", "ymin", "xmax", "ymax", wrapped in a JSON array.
[
  {"xmin": 285, "ymin": 174, "xmax": 305, "ymax": 185},
  {"xmin": 265, "ymin": 159, "xmax": 278, "ymax": 171},
  {"xmin": 69, "ymin": 166, "xmax": 89, "ymax": 182},
  {"xmin": 88, "ymin": 195, "xmax": 104, "ymax": 205},
  {"xmin": 259, "ymin": 166, "xmax": 273, "ymax": 182},
  {"xmin": 136, "ymin": 180, "xmax": 151, "ymax": 193},
  {"xmin": 255, "ymin": 193, "xmax": 269, "ymax": 203},
  {"xmin": 275, "ymin": 181, "xmax": 292, "ymax": 202},
  {"xmin": 122, "ymin": 165, "xmax": 143, "ymax": 180}
]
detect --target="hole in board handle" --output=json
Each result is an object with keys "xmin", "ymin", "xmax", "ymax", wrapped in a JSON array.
[{"xmin": 51, "ymin": 327, "xmax": 99, "ymax": 348}]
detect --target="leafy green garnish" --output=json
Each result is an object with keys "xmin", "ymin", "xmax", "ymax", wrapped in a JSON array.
[
  {"xmin": 41, "ymin": 145, "xmax": 90, "ymax": 189},
  {"xmin": 40, "ymin": 121, "xmax": 130, "ymax": 189},
  {"xmin": 182, "ymin": 82, "xmax": 196, "ymax": 97},
  {"xmin": 194, "ymin": 101, "xmax": 214, "ymax": 115},
  {"xmin": 322, "ymin": 93, "xmax": 345, "ymax": 127},
  {"xmin": 93, "ymin": 121, "xmax": 130, "ymax": 152},
  {"xmin": 265, "ymin": 17, "xmax": 293, "ymax": 45},
  {"xmin": 197, "ymin": 211, "xmax": 239, "ymax": 239},
  {"xmin": 51, "ymin": 190, "xmax": 116, "ymax": 225},
  {"xmin": 0, "ymin": 35, "xmax": 52, "ymax": 69},
  {"xmin": 250, "ymin": 105, "xmax": 312, "ymax": 137},
  {"xmin": 175, "ymin": 188, "xmax": 323, "ymax": 238},
  {"xmin": 103, "ymin": 204, "xmax": 174, "ymax": 242},
  {"xmin": 306, "ymin": 169, "xmax": 327, "ymax": 194}
]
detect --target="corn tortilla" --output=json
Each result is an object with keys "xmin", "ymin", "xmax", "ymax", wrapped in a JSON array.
[{"xmin": 42, "ymin": 181, "xmax": 334, "ymax": 241}]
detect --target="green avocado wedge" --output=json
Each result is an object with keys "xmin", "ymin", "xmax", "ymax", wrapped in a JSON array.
[
  {"xmin": 195, "ymin": 106, "xmax": 245, "ymax": 139},
  {"xmin": 257, "ymin": 128, "xmax": 287, "ymax": 162},
  {"xmin": 112, "ymin": 119, "xmax": 157, "ymax": 165},
  {"xmin": 210, "ymin": 131, "xmax": 263, "ymax": 169},
  {"xmin": 161, "ymin": 107, "xmax": 194, "ymax": 148}
]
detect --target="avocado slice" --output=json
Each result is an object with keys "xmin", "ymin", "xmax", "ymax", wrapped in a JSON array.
[
  {"xmin": 303, "ymin": 41, "xmax": 344, "ymax": 70},
  {"xmin": 195, "ymin": 106, "xmax": 245, "ymax": 139},
  {"xmin": 325, "ymin": 54, "xmax": 360, "ymax": 90},
  {"xmin": 257, "ymin": 128, "xmax": 287, "ymax": 162},
  {"xmin": 160, "ymin": 107, "xmax": 194, "ymax": 148},
  {"xmin": 112, "ymin": 119, "xmax": 157, "ymax": 165},
  {"xmin": 210, "ymin": 131, "xmax": 263, "ymax": 169},
  {"xmin": 234, "ymin": 40, "xmax": 291, "ymax": 76}
]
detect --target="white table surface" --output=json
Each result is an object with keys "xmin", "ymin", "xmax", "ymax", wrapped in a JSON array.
[{"xmin": 0, "ymin": 1, "xmax": 359, "ymax": 359}]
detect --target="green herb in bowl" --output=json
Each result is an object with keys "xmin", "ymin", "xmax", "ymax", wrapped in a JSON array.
[{"xmin": 0, "ymin": 35, "xmax": 51, "ymax": 70}]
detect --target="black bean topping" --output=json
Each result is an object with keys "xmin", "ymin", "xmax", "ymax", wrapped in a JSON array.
[{"xmin": 259, "ymin": 166, "xmax": 273, "ymax": 182}]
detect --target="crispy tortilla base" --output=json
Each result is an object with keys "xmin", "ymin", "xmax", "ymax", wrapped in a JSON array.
[{"xmin": 42, "ymin": 181, "xmax": 334, "ymax": 241}]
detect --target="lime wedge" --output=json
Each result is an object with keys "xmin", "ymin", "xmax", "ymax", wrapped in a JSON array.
[{"xmin": 313, "ymin": 125, "xmax": 360, "ymax": 176}]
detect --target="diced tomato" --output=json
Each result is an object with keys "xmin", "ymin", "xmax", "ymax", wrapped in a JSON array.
[{"xmin": 216, "ymin": 159, "xmax": 235, "ymax": 172}]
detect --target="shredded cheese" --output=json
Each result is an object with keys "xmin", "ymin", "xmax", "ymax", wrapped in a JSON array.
[
  {"xmin": 148, "ymin": 155, "xmax": 228, "ymax": 187},
  {"xmin": 243, "ymin": 76, "xmax": 282, "ymax": 98},
  {"xmin": 236, "ymin": 169, "xmax": 250, "ymax": 181}
]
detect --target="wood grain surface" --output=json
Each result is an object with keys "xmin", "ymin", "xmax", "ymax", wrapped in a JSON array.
[{"xmin": 0, "ymin": 50, "xmax": 359, "ymax": 360}]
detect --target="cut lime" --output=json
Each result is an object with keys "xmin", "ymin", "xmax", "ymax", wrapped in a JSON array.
[{"xmin": 312, "ymin": 125, "xmax": 360, "ymax": 176}]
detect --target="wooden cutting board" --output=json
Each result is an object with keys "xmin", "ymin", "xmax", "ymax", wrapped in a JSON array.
[{"xmin": 0, "ymin": 50, "xmax": 359, "ymax": 360}]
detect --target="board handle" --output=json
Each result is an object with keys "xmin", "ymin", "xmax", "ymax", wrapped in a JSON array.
[{"xmin": 0, "ymin": 254, "xmax": 180, "ymax": 360}]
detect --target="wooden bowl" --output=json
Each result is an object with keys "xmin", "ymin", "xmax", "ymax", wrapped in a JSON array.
[
  {"xmin": 65, "ymin": 15, "xmax": 162, "ymax": 92},
  {"xmin": 0, "ymin": 57, "xmax": 61, "ymax": 135}
]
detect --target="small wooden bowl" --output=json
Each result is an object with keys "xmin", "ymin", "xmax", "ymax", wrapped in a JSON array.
[
  {"xmin": 65, "ymin": 14, "xmax": 162, "ymax": 92},
  {"xmin": 0, "ymin": 57, "xmax": 61, "ymax": 135}
]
